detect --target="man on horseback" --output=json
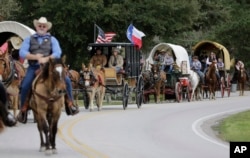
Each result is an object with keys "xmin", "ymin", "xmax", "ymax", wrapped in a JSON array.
[
  {"xmin": 17, "ymin": 17, "xmax": 79, "ymax": 123},
  {"xmin": 231, "ymin": 59, "xmax": 249, "ymax": 83},
  {"xmin": 205, "ymin": 51, "xmax": 220, "ymax": 83},
  {"xmin": 191, "ymin": 56, "xmax": 205, "ymax": 84}
]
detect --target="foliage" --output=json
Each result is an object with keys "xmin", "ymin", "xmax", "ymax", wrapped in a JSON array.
[{"xmin": 3, "ymin": 0, "xmax": 249, "ymax": 70}]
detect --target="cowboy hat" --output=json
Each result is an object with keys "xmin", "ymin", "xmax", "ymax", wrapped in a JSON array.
[
  {"xmin": 10, "ymin": 36, "xmax": 22, "ymax": 50},
  {"xmin": 33, "ymin": 17, "xmax": 52, "ymax": 30},
  {"xmin": 112, "ymin": 48, "xmax": 120, "ymax": 53}
]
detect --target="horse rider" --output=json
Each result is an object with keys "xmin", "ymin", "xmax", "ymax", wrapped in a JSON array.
[
  {"xmin": 191, "ymin": 56, "xmax": 205, "ymax": 84},
  {"xmin": 89, "ymin": 48, "xmax": 107, "ymax": 69},
  {"xmin": 205, "ymin": 51, "xmax": 220, "ymax": 83},
  {"xmin": 17, "ymin": 17, "xmax": 79, "ymax": 124},
  {"xmin": 231, "ymin": 59, "xmax": 249, "ymax": 83}
]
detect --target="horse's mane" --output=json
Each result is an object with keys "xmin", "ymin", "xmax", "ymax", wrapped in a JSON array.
[{"xmin": 41, "ymin": 58, "xmax": 64, "ymax": 80}]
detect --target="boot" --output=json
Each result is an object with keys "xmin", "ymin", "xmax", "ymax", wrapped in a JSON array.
[
  {"xmin": 64, "ymin": 99, "xmax": 79, "ymax": 116},
  {"xmin": 16, "ymin": 102, "xmax": 29, "ymax": 124}
]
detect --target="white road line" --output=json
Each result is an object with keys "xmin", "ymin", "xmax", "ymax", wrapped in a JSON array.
[{"xmin": 192, "ymin": 107, "xmax": 250, "ymax": 149}]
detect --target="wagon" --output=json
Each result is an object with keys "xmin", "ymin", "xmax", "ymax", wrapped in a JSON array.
[
  {"xmin": 192, "ymin": 40, "xmax": 231, "ymax": 97},
  {"xmin": 82, "ymin": 42, "xmax": 144, "ymax": 110},
  {"xmin": 145, "ymin": 43, "xmax": 193, "ymax": 102}
]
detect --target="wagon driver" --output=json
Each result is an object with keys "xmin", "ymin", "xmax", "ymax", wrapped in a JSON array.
[
  {"xmin": 89, "ymin": 48, "xmax": 107, "ymax": 68},
  {"xmin": 17, "ymin": 17, "xmax": 79, "ymax": 124}
]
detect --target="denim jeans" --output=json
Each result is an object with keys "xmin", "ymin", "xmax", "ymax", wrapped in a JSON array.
[{"xmin": 20, "ymin": 65, "xmax": 74, "ymax": 108}]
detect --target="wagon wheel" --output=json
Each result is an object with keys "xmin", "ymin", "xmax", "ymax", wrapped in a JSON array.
[
  {"xmin": 220, "ymin": 77, "xmax": 225, "ymax": 98},
  {"xmin": 175, "ymin": 82, "xmax": 182, "ymax": 103},
  {"xmin": 226, "ymin": 73, "xmax": 231, "ymax": 97},
  {"xmin": 136, "ymin": 76, "xmax": 144, "ymax": 109},
  {"xmin": 187, "ymin": 82, "xmax": 192, "ymax": 102},
  {"xmin": 122, "ymin": 83, "xmax": 129, "ymax": 110},
  {"xmin": 82, "ymin": 90, "xmax": 90, "ymax": 109}
]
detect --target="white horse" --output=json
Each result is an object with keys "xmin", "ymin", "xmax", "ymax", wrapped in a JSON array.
[{"xmin": 189, "ymin": 70, "xmax": 202, "ymax": 101}]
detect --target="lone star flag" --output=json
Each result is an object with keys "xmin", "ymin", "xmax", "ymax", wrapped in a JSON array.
[{"xmin": 126, "ymin": 24, "xmax": 145, "ymax": 49}]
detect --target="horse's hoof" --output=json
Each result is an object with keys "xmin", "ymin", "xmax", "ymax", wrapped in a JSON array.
[
  {"xmin": 39, "ymin": 146, "xmax": 46, "ymax": 152},
  {"xmin": 45, "ymin": 149, "xmax": 52, "ymax": 156},
  {"xmin": 52, "ymin": 148, "xmax": 58, "ymax": 154}
]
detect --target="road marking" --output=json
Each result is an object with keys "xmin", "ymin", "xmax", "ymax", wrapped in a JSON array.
[
  {"xmin": 192, "ymin": 107, "xmax": 250, "ymax": 149},
  {"xmin": 58, "ymin": 110, "xmax": 117, "ymax": 158}
]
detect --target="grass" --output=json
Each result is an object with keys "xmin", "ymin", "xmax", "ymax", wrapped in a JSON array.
[{"xmin": 216, "ymin": 110, "xmax": 250, "ymax": 142}]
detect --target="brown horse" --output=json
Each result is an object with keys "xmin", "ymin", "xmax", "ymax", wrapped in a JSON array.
[
  {"xmin": 81, "ymin": 63, "xmax": 105, "ymax": 111},
  {"xmin": 29, "ymin": 58, "xmax": 66, "ymax": 154},
  {"xmin": 0, "ymin": 82, "xmax": 17, "ymax": 133},
  {"xmin": 62, "ymin": 56, "xmax": 80, "ymax": 106},
  {"xmin": 0, "ymin": 52, "xmax": 26, "ymax": 117},
  {"xmin": 150, "ymin": 64, "xmax": 166, "ymax": 103},
  {"xmin": 237, "ymin": 66, "xmax": 247, "ymax": 96},
  {"xmin": 64, "ymin": 66, "xmax": 80, "ymax": 106},
  {"xmin": 205, "ymin": 62, "xmax": 217, "ymax": 99}
]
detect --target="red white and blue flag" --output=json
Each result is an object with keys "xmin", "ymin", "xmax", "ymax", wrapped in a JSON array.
[
  {"xmin": 126, "ymin": 24, "xmax": 145, "ymax": 49},
  {"xmin": 95, "ymin": 25, "xmax": 116, "ymax": 43}
]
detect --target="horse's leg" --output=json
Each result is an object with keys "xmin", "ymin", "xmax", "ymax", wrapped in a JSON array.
[
  {"xmin": 99, "ymin": 87, "xmax": 105, "ymax": 111},
  {"xmin": 36, "ymin": 116, "xmax": 46, "ymax": 152},
  {"xmin": 50, "ymin": 120, "xmax": 59, "ymax": 154},
  {"xmin": 89, "ymin": 91, "xmax": 95, "ymax": 112}
]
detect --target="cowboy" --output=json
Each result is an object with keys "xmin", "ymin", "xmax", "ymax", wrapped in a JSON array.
[
  {"xmin": 108, "ymin": 48, "xmax": 124, "ymax": 73},
  {"xmin": 89, "ymin": 48, "xmax": 107, "ymax": 68},
  {"xmin": 231, "ymin": 59, "xmax": 249, "ymax": 83},
  {"xmin": 191, "ymin": 56, "xmax": 205, "ymax": 84},
  {"xmin": 205, "ymin": 51, "xmax": 220, "ymax": 82},
  {"xmin": 17, "ymin": 17, "xmax": 79, "ymax": 124}
]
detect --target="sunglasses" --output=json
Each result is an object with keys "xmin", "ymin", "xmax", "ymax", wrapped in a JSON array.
[{"xmin": 38, "ymin": 25, "xmax": 47, "ymax": 28}]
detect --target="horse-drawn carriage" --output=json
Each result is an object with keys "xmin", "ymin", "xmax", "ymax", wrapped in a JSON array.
[
  {"xmin": 80, "ymin": 42, "xmax": 144, "ymax": 110},
  {"xmin": 192, "ymin": 40, "xmax": 231, "ymax": 98},
  {"xmin": 144, "ymin": 43, "xmax": 193, "ymax": 103}
]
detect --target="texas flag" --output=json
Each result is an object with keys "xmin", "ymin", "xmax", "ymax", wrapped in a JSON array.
[{"xmin": 126, "ymin": 24, "xmax": 145, "ymax": 49}]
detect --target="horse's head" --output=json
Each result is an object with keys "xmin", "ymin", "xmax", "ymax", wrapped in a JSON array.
[
  {"xmin": 150, "ymin": 63, "xmax": 161, "ymax": 80},
  {"xmin": 0, "ymin": 54, "xmax": 11, "ymax": 81},
  {"xmin": 41, "ymin": 58, "xmax": 66, "ymax": 96},
  {"xmin": 81, "ymin": 63, "xmax": 96, "ymax": 87}
]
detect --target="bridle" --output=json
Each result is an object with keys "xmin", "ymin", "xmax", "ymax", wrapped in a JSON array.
[{"xmin": 0, "ymin": 56, "xmax": 15, "ymax": 87}]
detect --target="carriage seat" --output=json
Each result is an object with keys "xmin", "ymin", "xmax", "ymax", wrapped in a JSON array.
[{"xmin": 104, "ymin": 68, "xmax": 123, "ymax": 85}]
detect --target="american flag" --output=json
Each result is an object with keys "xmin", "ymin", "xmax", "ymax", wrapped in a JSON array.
[{"xmin": 95, "ymin": 25, "xmax": 116, "ymax": 43}]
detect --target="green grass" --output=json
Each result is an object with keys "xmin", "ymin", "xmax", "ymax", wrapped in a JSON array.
[{"xmin": 217, "ymin": 110, "xmax": 250, "ymax": 142}]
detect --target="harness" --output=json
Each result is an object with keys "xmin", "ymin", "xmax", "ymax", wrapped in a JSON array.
[{"xmin": 0, "ymin": 57, "xmax": 15, "ymax": 87}]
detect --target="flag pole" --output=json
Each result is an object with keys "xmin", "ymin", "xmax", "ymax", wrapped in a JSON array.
[{"xmin": 94, "ymin": 23, "xmax": 96, "ymax": 43}]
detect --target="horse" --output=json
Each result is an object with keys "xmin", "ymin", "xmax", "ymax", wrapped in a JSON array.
[
  {"xmin": 205, "ymin": 62, "xmax": 217, "ymax": 99},
  {"xmin": 0, "ymin": 51, "xmax": 26, "ymax": 117},
  {"xmin": 29, "ymin": 58, "xmax": 66, "ymax": 154},
  {"xmin": 81, "ymin": 63, "xmax": 105, "ymax": 111},
  {"xmin": 141, "ymin": 70, "xmax": 155, "ymax": 103},
  {"xmin": 150, "ymin": 63, "xmax": 166, "ymax": 103},
  {"xmin": 237, "ymin": 66, "xmax": 247, "ymax": 96},
  {"xmin": 0, "ymin": 81, "xmax": 17, "ymax": 133},
  {"xmin": 189, "ymin": 70, "xmax": 202, "ymax": 101},
  {"xmin": 64, "ymin": 66, "xmax": 80, "ymax": 106}
]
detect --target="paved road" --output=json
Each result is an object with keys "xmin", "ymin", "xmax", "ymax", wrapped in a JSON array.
[{"xmin": 1, "ymin": 91, "xmax": 250, "ymax": 158}]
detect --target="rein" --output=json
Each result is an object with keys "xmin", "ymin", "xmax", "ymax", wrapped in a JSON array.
[{"xmin": 32, "ymin": 89, "xmax": 62, "ymax": 104}]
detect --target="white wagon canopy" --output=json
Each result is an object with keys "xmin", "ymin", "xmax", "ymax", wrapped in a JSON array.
[
  {"xmin": 0, "ymin": 21, "xmax": 35, "ymax": 63},
  {"xmin": 145, "ymin": 43, "xmax": 190, "ymax": 74}
]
